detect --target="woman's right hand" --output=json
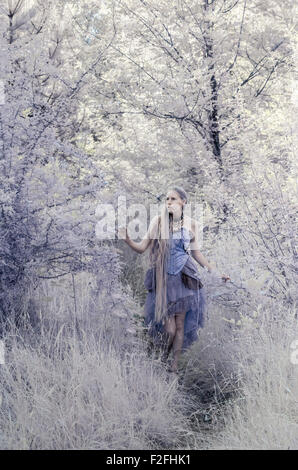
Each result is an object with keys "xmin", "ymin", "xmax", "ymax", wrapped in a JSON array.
[
  {"xmin": 221, "ymin": 274, "xmax": 231, "ymax": 283},
  {"xmin": 118, "ymin": 226, "xmax": 128, "ymax": 240}
]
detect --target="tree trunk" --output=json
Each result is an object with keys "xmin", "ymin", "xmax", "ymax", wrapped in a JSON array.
[{"xmin": 202, "ymin": 1, "xmax": 229, "ymax": 232}]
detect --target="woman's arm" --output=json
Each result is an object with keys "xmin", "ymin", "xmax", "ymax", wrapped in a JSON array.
[
  {"xmin": 120, "ymin": 215, "xmax": 159, "ymax": 254},
  {"xmin": 190, "ymin": 220, "xmax": 230, "ymax": 281},
  {"xmin": 191, "ymin": 248, "xmax": 214, "ymax": 272},
  {"xmin": 189, "ymin": 220, "xmax": 213, "ymax": 270}
]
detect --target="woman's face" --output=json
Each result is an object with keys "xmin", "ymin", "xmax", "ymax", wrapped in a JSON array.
[{"xmin": 166, "ymin": 190, "xmax": 185, "ymax": 218}]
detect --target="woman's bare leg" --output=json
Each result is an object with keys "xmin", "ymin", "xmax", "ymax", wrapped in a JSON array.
[
  {"xmin": 169, "ymin": 311, "xmax": 186, "ymax": 372},
  {"xmin": 162, "ymin": 315, "xmax": 176, "ymax": 360}
]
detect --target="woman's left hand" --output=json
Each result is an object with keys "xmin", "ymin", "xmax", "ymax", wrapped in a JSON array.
[{"xmin": 221, "ymin": 274, "xmax": 231, "ymax": 283}]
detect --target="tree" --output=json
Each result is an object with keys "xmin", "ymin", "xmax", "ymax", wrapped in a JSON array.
[
  {"xmin": 0, "ymin": 0, "xmax": 121, "ymax": 329},
  {"xmin": 87, "ymin": 0, "xmax": 294, "ymax": 232}
]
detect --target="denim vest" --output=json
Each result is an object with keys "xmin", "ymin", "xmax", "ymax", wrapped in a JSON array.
[{"xmin": 166, "ymin": 227, "xmax": 192, "ymax": 275}]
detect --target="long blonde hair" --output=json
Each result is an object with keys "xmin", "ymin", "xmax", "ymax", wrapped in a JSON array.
[{"xmin": 148, "ymin": 186, "xmax": 188, "ymax": 324}]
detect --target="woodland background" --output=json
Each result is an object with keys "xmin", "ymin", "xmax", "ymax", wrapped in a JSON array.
[{"xmin": 0, "ymin": 0, "xmax": 297, "ymax": 449}]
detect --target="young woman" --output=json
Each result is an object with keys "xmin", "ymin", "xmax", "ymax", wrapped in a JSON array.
[{"xmin": 120, "ymin": 186, "xmax": 230, "ymax": 373}]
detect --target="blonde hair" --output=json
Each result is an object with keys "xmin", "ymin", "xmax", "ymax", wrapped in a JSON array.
[{"xmin": 148, "ymin": 186, "xmax": 188, "ymax": 324}]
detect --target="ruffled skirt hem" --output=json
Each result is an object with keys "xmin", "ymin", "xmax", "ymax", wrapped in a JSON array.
[{"xmin": 143, "ymin": 256, "xmax": 206, "ymax": 351}]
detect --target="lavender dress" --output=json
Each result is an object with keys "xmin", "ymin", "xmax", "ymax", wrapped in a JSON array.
[{"xmin": 143, "ymin": 227, "xmax": 206, "ymax": 351}]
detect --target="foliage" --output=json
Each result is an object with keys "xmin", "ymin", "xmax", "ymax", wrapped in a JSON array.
[{"xmin": 0, "ymin": 0, "xmax": 120, "ymax": 328}]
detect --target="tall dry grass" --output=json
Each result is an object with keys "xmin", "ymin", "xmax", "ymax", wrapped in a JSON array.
[
  {"xmin": 178, "ymin": 283, "xmax": 298, "ymax": 449},
  {"xmin": 0, "ymin": 272, "xmax": 198, "ymax": 450},
  {"xmin": 0, "ymin": 246, "xmax": 297, "ymax": 449},
  {"xmin": 204, "ymin": 302, "xmax": 298, "ymax": 449}
]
